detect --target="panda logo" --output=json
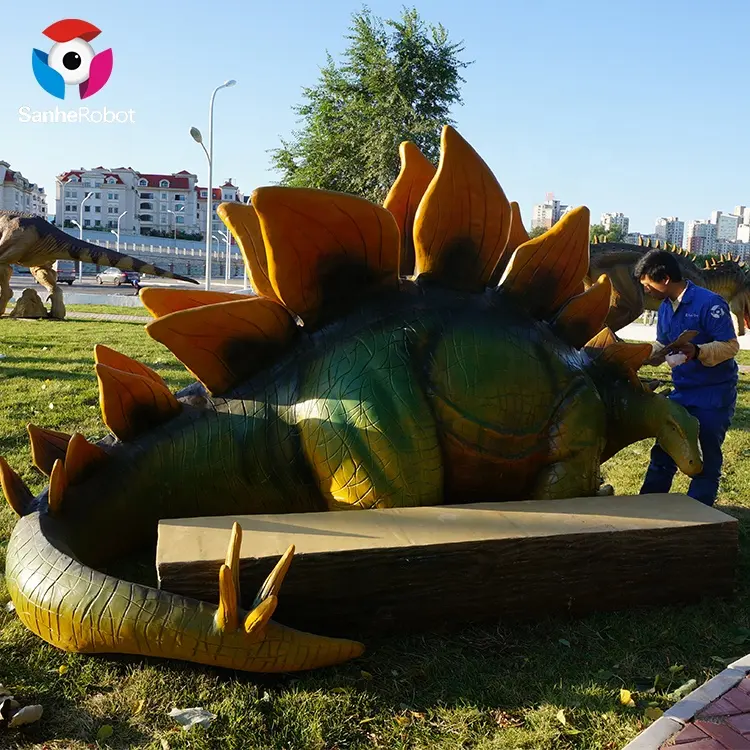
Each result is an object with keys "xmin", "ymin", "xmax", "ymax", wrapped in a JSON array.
[{"xmin": 710, "ymin": 305, "xmax": 725, "ymax": 319}]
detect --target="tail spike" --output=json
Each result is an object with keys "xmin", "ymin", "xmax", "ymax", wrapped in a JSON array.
[
  {"xmin": 0, "ymin": 457, "xmax": 34, "ymax": 517},
  {"xmin": 48, "ymin": 458, "xmax": 68, "ymax": 514},
  {"xmin": 253, "ymin": 544, "xmax": 295, "ymax": 609},
  {"xmin": 216, "ymin": 522, "xmax": 243, "ymax": 632},
  {"xmin": 27, "ymin": 424, "xmax": 71, "ymax": 477},
  {"xmin": 244, "ymin": 596, "xmax": 278, "ymax": 638}
]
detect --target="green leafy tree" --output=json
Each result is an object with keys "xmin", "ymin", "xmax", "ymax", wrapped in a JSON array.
[
  {"xmin": 590, "ymin": 223, "xmax": 626, "ymax": 243},
  {"xmin": 528, "ymin": 226, "xmax": 547, "ymax": 239},
  {"xmin": 270, "ymin": 7, "xmax": 471, "ymax": 203}
]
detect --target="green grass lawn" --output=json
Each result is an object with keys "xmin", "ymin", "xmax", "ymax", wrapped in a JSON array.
[{"xmin": 1, "ymin": 317, "xmax": 749, "ymax": 749}]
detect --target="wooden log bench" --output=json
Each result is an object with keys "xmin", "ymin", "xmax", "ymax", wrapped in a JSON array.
[{"xmin": 156, "ymin": 494, "xmax": 738, "ymax": 639}]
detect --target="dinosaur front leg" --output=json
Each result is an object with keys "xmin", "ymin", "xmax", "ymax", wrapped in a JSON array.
[
  {"xmin": 30, "ymin": 264, "xmax": 65, "ymax": 320},
  {"xmin": 0, "ymin": 263, "xmax": 12, "ymax": 316},
  {"xmin": 529, "ymin": 381, "xmax": 606, "ymax": 500}
]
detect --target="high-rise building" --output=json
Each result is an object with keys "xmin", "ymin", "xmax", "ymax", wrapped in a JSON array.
[
  {"xmin": 685, "ymin": 220, "xmax": 717, "ymax": 254},
  {"xmin": 711, "ymin": 210, "xmax": 741, "ymax": 241},
  {"xmin": 0, "ymin": 161, "xmax": 47, "ymax": 217},
  {"xmin": 600, "ymin": 212, "xmax": 630, "ymax": 234},
  {"xmin": 531, "ymin": 197, "xmax": 569, "ymax": 230},
  {"xmin": 654, "ymin": 217, "xmax": 685, "ymax": 247}
]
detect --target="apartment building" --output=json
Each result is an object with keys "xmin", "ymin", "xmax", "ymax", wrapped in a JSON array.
[
  {"xmin": 196, "ymin": 180, "xmax": 245, "ymax": 244},
  {"xmin": 710, "ymin": 210, "xmax": 741, "ymax": 242},
  {"xmin": 601, "ymin": 212, "xmax": 630, "ymax": 234},
  {"xmin": 55, "ymin": 167, "xmax": 245, "ymax": 239},
  {"xmin": 654, "ymin": 217, "xmax": 685, "ymax": 247},
  {"xmin": 531, "ymin": 197, "xmax": 569, "ymax": 230},
  {"xmin": 685, "ymin": 220, "xmax": 717, "ymax": 254},
  {"xmin": 0, "ymin": 161, "xmax": 47, "ymax": 217}
]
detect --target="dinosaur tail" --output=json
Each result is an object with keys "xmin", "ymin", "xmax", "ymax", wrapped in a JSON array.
[
  {"xmin": 47, "ymin": 228, "xmax": 198, "ymax": 284},
  {"xmin": 5, "ymin": 511, "xmax": 364, "ymax": 673}
]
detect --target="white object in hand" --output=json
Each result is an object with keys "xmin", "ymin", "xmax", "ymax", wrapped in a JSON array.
[{"xmin": 665, "ymin": 352, "xmax": 688, "ymax": 368}]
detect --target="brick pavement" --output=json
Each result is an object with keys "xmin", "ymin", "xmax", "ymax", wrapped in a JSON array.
[{"xmin": 661, "ymin": 677, "xmax": 750, "ymax": 748}]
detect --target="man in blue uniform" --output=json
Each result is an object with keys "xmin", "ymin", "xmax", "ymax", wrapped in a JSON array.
[{"xmin": 636, "ymin": 250, "xmax": 739, "ymax": 506}]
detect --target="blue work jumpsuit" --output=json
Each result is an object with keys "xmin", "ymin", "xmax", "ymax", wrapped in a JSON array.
[{"xmin": 640, "ymin": 282, "xmax": 738, "ymax": 506}]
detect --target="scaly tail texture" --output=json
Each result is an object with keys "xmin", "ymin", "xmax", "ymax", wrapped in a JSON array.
[
  {"xmin": 0, "ymin": 212, "xmax": 197, "ymax": 284},
  {"xmin": 3, "ymin": 502, "xmax": 362, "ymax": 672},
  {"xmin": 3, "ymin": 125, "xmax": 660, "ymax": 674}
]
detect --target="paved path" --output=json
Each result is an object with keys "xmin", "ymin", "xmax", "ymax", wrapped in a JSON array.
[
  {"xmin": 662, "ymin": 678, "xmax": 750, "ymax": 747},
  {"xmin": 66, "ymin": 310, "xmax": 151, "ymax": 323}
]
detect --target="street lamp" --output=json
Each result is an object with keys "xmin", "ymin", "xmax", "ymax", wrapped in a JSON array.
[
  {"xmin": 167, "ymin": 205, "xmax": 184, "ymax": 241},
  {"xmin": 218, "ymin": 230, "xmax": 231, "ymax": 283},
  {"xmin": 54, "ymin": 176, "xmax": 73, "ymax": 226},
  {"xmin": 77, "ymin": 191, "xmax": 93, "ymax": 281},
  {"xmin": 110, "ymin": 210, "xmax": 128, "ymax": 253},
  {"xmin": 190, "ymin": 78, "xmax": 237, "ymax": 291}
]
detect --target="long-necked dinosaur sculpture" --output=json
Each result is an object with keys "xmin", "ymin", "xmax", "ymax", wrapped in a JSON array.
[
  {"xmin": 586, "ymin": 237, "xmax": 750, "ymax": 334},
  {"xmin": 0, "ymin": 127, "xmax": 703, "ymax": 674},
  {"xmin": 0, "ymin": 212, "xmax": 198, "ymax": 318}
]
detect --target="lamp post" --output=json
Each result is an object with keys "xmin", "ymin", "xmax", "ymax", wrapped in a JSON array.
[
  {"xmin": 54, "ymin": 176, "xmax": 73, "ymax": 227},
  {"xmin": 167, "ymin": 205, "xmax": 184, "ymax": 241},
  {"xmin": 218, "ymin": 230, "xmax": 231, "ymax": 283},
  {"xmin": 110, "ymin": 210, "xmax": 128, "ymax": 253},
  {"xmin": 190, "ymin": 79, "xmax": 237, "ymax": 291},
  {"xmin": 77, "ymin": 191, "xmax": 93, "ymax": 281}
]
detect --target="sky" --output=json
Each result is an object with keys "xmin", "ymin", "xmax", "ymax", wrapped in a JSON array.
[{"xmin": 2, "ymin": 0, "xmax": 749, "ymax": 235}]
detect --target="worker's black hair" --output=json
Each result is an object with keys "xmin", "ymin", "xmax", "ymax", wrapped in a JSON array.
[{"xmin": 634, "ymin": 250, "xmax": 683, "ymax": 283}]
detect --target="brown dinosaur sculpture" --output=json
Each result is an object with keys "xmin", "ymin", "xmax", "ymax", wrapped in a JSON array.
[
  {"xmin": 586, "ymin": 238, "xmax": 750, "ymax": 335},
  {"xmin": 0, "ymin": 212, "xmax": 198, "ymax": 319}
]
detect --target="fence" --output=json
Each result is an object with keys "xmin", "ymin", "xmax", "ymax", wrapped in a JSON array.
[{"xmin": 68, "ymin": 237, "xmax": 247, "ymax": 279}]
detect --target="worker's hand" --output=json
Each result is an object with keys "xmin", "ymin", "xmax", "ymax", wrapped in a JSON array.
[{"xmin": 671, "ymin": 343, "xmax": 698, "ymax": 361}]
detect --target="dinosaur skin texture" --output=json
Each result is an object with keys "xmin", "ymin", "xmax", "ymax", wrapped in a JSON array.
[
  {"xmin": 0, "ymin": 212, "xmax": 198, "ymax": 318},
  {"xmin": 1, "ymin": 127, "xmax": 704, "ymax": 674},
  {"xmin": 588, "ymin": 239, "xmax": 750, "ymax": 335}
]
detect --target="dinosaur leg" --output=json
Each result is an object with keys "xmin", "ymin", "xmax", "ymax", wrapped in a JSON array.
[
  {"xmin": 295, "ymin": 328, "xmax": 443, "ymax": 510},
  {"xmin": 529, "ymin": 380, "xmax": 606, "ymax": 500},
  {"xmin": 30, "ymin": 264, "xmax": 66, "ymax": 320},
  {"xmin": 0, "ymin": 263, "xmax": 12, "ymax": 316}
]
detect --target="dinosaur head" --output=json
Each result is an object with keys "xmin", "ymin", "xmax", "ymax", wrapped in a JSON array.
[
  {"xmin": 654, "ymin": 394, "xmax": 703, "ymax": 477},
  {"xmin": 582, "ymin": 327, "xmax": 703, "ymax": 476}
]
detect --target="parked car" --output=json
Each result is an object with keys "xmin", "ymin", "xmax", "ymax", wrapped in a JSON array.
[
  {"xmin": 95, "ymin": 267, "xmax": 141, "ymax": 287},
  {"xmin": 53, "ymin": 260, "xmax": 77, "ymax": 285}
]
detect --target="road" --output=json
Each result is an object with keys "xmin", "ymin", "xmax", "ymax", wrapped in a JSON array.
[{"xmin": 9, "ymin": 274, "xmax": 247, "ymax": 297}]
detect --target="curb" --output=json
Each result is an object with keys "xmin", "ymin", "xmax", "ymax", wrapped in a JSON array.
[{"xmin": 622, "ymin": 656, "xmax": 750, "ymax": 749}]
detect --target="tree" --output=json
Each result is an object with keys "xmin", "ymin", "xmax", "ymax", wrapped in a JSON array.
[
  {"xmin": 270, "ymin": 7, "xmax": 471, "ymax": 203},
  {"xmin": 528, "ymin": 226, "xmax": 547, "ymax": 239},
  {"xmin": 590, "ymin": 223, "xmax": 626, "ymax": 243}
]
